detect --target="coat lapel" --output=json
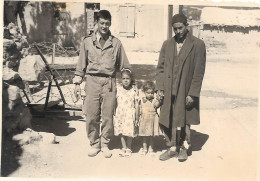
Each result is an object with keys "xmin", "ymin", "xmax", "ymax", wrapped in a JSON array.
[
  {"xmin": 102, "ymin": 31, "xmax": 113, "ymax": 50},
  {"xmin": 103, "ymin": 35, "xmax": 113, "ymax": 50},
  {"xmin": 167, "ymin": 37, "xmax": 176, "ymax": 65},
  {"xmin": 178, "ymin": 33, "xmax": 194, "ymax": 67}
]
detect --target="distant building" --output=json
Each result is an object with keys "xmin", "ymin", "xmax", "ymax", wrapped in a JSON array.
[
  {"xmin": 183, "ymin": 6, "xmax": 260, "ymax": 56},
  {"xmin": 200, "ymin": 7, "xmax": 260, "ymax": 34},
  {"xmin": 13, "ymin": 2, "xmax": 182, "ymax": 52}
]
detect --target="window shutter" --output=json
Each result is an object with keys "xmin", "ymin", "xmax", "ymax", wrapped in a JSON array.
[{"xmin": 119, "ymin": 4, "xmax": 135, "ymax": 37}]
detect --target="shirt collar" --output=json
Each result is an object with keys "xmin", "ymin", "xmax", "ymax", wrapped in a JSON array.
[
  {"xmin": 96, "ymin": 31, "xmax": 102, "ymax": 41},
  {"xmin": 92, "ymin": 31, "xmax": 113, "ymax": 42}
]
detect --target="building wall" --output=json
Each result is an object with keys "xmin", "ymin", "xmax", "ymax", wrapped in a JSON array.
[
  {"xmin": 18, "ymin": 2, "xmax": 85, "ymax": 48},
  {"xmin": 101, "ymin": 3, "xmax": 167, "ymax": 52},
  {"xmin": 18, "ymin": 2, "xmax": 168, "ymax": 52},
  {"xmin": 184, "ymin": 5, "xmax": 260, "ymax": 58},
  {"xmin": 18, "ymin": 3, "xmax": 260, "ymax": 55},
  {"xmin": 201, "ymin": 29, "xmax": 260, "ymax": 57}
]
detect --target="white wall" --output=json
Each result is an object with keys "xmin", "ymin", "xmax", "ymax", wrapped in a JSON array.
[
  {"xmin": 102, "ymin": 3, "xmax": 168, "ymax": 52},
  {"xmin": 201, "ymin": 29, "xmax": 260, "ymax": 61},
  {"xmin": 18, "ymin": 2, "xmax": 169, "ymax": 52}
]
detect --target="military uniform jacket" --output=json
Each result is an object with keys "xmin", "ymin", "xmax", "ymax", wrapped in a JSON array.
[{"xmin": 74, "ymin": 32, "xmax": 130, "ymax": 80}]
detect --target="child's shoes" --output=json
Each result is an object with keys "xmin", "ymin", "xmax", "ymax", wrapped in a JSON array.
[
  {"xmin": 148, "ymin": 148, "xmax": 154, "ymax": 153},
  {"xmin": 148, "ymin": 148, "xmax": 156, "ymax": 156},
  {"xmin": 139, "ymin": 148, "xmax": 148, "ymax": 156},
  {"xmin": 119, "ymin": 148, "xmax": 126, "ymax": 157},
  {"xmin": 125, "ymin": 148, "xmax": 132, "ymax": 157},
  {"xmin": 119, "ymin": 148, "xmax": 132, "ymax": 157}
]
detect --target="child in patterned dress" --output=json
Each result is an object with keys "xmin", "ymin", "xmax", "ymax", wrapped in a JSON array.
[
  {"xmin": 113, "ymin": 69, "xmax": 139, "ymax": 157},
  {"xmin": 138, "ymin": 81, "xmax": 162, "ymax": 156}
]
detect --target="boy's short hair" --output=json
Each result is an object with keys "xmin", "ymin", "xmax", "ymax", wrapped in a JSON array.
[
  {"xmin": 142, "ymin": 81, "xmax": 155, "ymax": 92},
  {"xmin": 97, "ymin": 10, "xmax": 112, "ymax": 21}
]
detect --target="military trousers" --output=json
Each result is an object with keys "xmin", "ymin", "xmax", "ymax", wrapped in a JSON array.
[{"xmin": 83, "ymin": 74, "xmax": 116, "ymax": 149}]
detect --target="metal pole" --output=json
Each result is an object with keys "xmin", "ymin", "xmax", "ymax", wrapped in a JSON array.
[
  {"xmin": 35, "ymin": 45, "xmax": 67, "ymax": 105},
  {"xmin": 168, "ymin": 5, "xmax": 173, "ymax": 39},
  {"xmin": 22, "ymin": 89, "xmax": 31, "ymax": 103},
  {"xmin": 84, "ymin": 3, "xmax": 88, "ymax": 37},
  {"xmin": 52, "ymin": 43, "xmax": 55, "ymax": 65},
  {"xmin": 44, "ymin": 81, "xmax": 52, "ymax": 110}
]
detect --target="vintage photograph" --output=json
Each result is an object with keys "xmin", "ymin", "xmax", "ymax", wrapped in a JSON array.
[{"xmin": 1, "ymin": 0, "xmax": 259, "ymax": 180}]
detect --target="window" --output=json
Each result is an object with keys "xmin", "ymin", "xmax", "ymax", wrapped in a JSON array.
[
  {"xmin": 54, "ymin": 3, "xmax": 68, "ymax": 21},
  {"xmin": 119, "ymin": 4, "xmax": 135, "ymax": 37},
  {"xmin": 85, "ymin": 3, "xmax": 100, "ymax": 35}
]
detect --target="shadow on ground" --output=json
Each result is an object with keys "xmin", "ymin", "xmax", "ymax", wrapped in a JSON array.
[
  {"xmin": 109, "ymin": 135, "xmax": 167, "ymax": 153},
  {"xmin": 131, "ymin": 64, "xmax": 156, "ymax": 81},
  {"xmin": 31, "ymin": 114, "xmax": 82, "ymax": 136},
  {"xmin": 190, "ymin": 129, "xmax": 209, "ymax": 152},
  {"xmin": 1, "ymin": 111, "xmax": 83, "ymax": 177},
  {"xmin": 1, "ymin": 63, "xmax": 208, "ymax": 176},
  {"xmin": 1, "ymin": 130, "xmax": 23, "ymax": 177},
  {"xmin": 109, "ymin": 129, "xmax": 209, "ymax": 154}
]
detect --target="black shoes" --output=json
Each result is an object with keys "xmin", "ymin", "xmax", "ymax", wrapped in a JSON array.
[
  {"xmin": 178, "ymin": 148, "xmax": 188, "ymax": 162},
  {"xmin": 159, "ymin": 147, "xmax": 189, "ymax": 162}
]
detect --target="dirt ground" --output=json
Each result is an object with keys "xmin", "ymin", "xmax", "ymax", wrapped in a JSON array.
[{"xmin": 1, "ymin": 51, "xmax": 258, "ymax": 180}]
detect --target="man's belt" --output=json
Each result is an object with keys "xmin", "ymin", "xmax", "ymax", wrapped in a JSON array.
[{"xmin": 88, "ymin": 73, "xmax": 115, "ymax": 92}]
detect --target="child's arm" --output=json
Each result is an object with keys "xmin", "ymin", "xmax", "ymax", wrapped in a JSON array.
[
  {"xmin": 153, "ymin": 94, "xmax": 163, "ymax": 109},
  {"xmin": 134, "ymin": 92, "xmax": 141, "ymax": 127},
  {"xmin": 114, "ymin": 97, "xmax": 118, "ymax": 116},
  {"xmin": 114, "ymin": 86, "xmax": 120, "ymax": 116}
]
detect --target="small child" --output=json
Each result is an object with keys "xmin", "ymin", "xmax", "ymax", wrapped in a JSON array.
[
  {"xmin": 113, "ymin": 69, "xmax": 139, "ymax": 157},
  {"xmin": 138, "ymin": 81, "xmax": 162, "ymax": 156}
]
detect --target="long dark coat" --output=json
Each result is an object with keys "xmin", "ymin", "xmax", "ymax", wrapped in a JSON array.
[{"xmin": 155, "ymin": 32, "xmax": 206, "ymax": 128}]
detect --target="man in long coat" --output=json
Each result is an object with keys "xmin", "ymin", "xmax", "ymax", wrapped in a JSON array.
[{"xmin": 155, "ymin": 14, "xmax": 206, "ymax": 162}]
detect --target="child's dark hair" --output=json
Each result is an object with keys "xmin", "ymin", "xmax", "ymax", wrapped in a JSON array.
[
  {"xmin": 121, "ymin": 69, "xmax": 134, "ymax": 85},
  {"xmin": 97, "ymin": 10, "xmax": 112, "ymax": 21},
  {"xmin": 142, "ymin": 81, "xmax": 155, "ymax": 92}
]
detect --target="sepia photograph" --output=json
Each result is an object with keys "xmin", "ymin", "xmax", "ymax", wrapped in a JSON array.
[{"xmin": 1, "ymin": 0, "xmax": 259, "ymax": 180}]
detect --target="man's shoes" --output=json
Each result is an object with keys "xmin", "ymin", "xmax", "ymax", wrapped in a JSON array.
[
  {"xmin": 88, "ymin": 147, "xmax": 100, "ymax": 157},
  {"xmin": 178, "ymin": 148, "xmax": 188, "ymax": 162},
  {"xmin": 159, "ymin": 149, "xmax": 178, "ymax": 161},
  {"xmin": 101, "ymin": 147, "xmax": 112, "ymax": 158}
]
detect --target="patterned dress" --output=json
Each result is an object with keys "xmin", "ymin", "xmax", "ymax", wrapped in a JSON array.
[
  {"xmin": 138, "ymin": 96, "xmax": 162, "ymax": 136},
  {"xmin": 113, "ymin": 85, "xmax": 138, "ymax": 137}
]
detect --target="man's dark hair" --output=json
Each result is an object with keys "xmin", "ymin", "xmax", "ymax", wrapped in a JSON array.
[
  {"xmin": 172, "ymin": 13, "xmax": 187, "ymax": 25},
  {"xmin": 97, "ymin": 10, "xmax": 112, "ymax": 21}
]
